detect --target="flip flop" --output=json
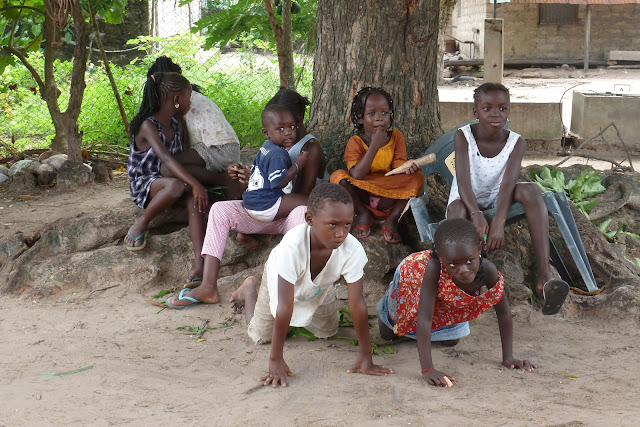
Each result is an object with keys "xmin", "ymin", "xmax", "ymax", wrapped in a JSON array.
[
  {"xmin": 165, "ymin": 289, "xmax": 202, "ymax": 310},
  {"xmin": 125, "ymin": 230, "xmax": 148, "ymax": 252},
  {"xmin": 352, "ymin": 223, "xmax": 371, "ymax": 239},
  {"xmin": 541, "ymin": 279, "xmax": 570, "ymax": 315},
  {"xmin": 183, "ymin": 276, "xmax": 203, "ymax": 289},
  {"xmin": 381, "ymin": 227, "xmax": 402, "ymax": 244}
]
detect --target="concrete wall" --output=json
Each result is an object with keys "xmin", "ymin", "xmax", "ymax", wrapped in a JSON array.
[
  {"xmin": 439, "ymin": 101, "xmax": 563, "ymax": 140},
  {"xmin": 571, "ymin": 91, "xmax": 640, "ymax": 148},
  {"xmin": 450, "ymin": 0, "xmax": 489, "ymax": 59},
  {"xmin": 450, "ymin": 1, "xmax": 640, "ymax": 62}
]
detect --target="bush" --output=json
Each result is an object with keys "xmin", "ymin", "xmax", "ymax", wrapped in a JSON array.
[{"xmin": 0, "ymin": 33, "xmax": 314, "ymax": 158}]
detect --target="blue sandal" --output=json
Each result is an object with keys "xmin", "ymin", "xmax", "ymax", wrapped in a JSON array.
[
  {"xmin": 125, "ymin": 230, "xmax": 148, "ymax": 252},
  {"xmin": 165, "ymin": 289, "xmax": 202, "ymax": 310}
]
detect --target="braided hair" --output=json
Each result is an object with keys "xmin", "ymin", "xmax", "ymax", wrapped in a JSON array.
[
  {"xmin": 473, "ymin": 82, "xmax": 510, "ymax": 106},
  {"xmin": 266, "ymin": 88, "xmax": 310, "ymax": 121},
  {"xmin": 146, "ymin": 55, "xmax": 201, "ymax": 94},
  {"xmin": 350, "ymin": 87, "xmax": 395, "ymax": 133},
  {"xmin": 307, "ymin": 183, "xmax": 353, "ymax": 214},
  {"xmin": 129, "ymin": 72, "xmax": 191, "ymax": 138},
  {"xmin": 433, "ymin": 218, "xmax": 485, "ymax": 281}
]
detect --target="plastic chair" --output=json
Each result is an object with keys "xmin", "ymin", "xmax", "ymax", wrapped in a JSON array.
[{"xmin": 410, "ymin": 122, "xmax": 598, "ymax": 292}]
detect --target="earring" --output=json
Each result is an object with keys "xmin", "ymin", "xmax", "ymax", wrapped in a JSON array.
[{"xmin": 175, "ymin": 103, "xmax": 180, "ymax": 109}]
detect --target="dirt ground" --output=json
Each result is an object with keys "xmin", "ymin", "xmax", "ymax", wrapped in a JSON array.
[{"xmin": 2, "ymin": 69, "xmax": 640, "ymax": 426}]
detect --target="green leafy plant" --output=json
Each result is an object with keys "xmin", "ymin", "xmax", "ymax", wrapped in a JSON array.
[
  {"xmin": 531, "ymin": 166, "xmax": 606, "ymax": 218},
  {"xmin": 286, "ymin": 326, "xmax": 318, "ymax": 341}
]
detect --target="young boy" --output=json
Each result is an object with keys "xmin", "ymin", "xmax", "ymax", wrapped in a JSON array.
[
  {"xmin": 242, "ymin": 104, "xmax": 309, "ymax": 222},
  {"xmin": 230, "ymin": 183, "xmax": 393, "ymax": 387},
  {"xmin": 447, "ymin": 82, "xmax": 569, "ymax": 315}
]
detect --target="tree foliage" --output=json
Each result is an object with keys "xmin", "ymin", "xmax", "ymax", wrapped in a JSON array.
[{"xmin": 0, "ymin": 0, "xmax": 126, "ymax": 161}]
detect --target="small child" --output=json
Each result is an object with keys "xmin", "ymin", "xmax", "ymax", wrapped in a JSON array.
[
  {"xmin": 230, "ymin": 183, "xmax": 393, "ymax": 387},
  {"xmin": 266, "ymin": 88, "xmax": 330, "ymax": 195},
  {"xmin": 447, "ymin": 82, "xmax": 569, "ymax": 315},
  {"xmin": 377, "ymin": 218, "xmax": 535, "ymax": 387},
  {"xmin": 330, "ymin": 87, "xmax": 424, "ymax": 244},
  {"xmin": 242, "ymin": 104, "xmax": 309, "ymax": 222},
  {"xmin": 126, "ymin": 72, "xmax": 209, "ymax": 281}
]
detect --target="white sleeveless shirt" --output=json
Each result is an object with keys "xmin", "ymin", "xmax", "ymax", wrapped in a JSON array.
[{"xmin": 448, "ymin": 124, "xmax": 521, "ymax": 209}]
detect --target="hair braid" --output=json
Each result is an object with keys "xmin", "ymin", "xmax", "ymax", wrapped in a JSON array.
[
  {"xmin": 129, "ymin": 72, "xmax": 190, "ymax": 138},
  {"xmin": 266, "ymin": 88, "xmax": 310, "ymax": 120},
  {"xmin": 350, "ymin": 87, "xmax": 395, "ymax": 133}
]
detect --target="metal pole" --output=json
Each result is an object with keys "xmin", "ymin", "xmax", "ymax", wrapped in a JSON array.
[
  {"xmin": 493, "ymin": 0, "xmax": 497, "ymax": 18},
  {"xmin": 584, "ymin": 4, "xmax": 591, "ymax": 73}
]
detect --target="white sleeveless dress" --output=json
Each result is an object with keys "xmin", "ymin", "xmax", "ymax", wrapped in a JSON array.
[{"xmin": 448, "ymin": 124, "xmax": 521, "ymax": 210}]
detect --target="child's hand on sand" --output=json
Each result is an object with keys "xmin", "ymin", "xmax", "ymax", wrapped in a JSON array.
[
  {"xmin": 422, "ymin": 369, "xmax": 455, "ymax": 387},
  {"xmin": 502, "ymin": 357, "xmax": 536, "ymax": 372},
  {"xmin": 369, "ymin": 127, "xmax": 389, "ymax": 151},
  {"xmin": 260, "ymin": 358, "xmax": 294, "ymax": 388},
  {"xmin": 346, "ymin": 353, "xmax": 393, "ymax": 376}
]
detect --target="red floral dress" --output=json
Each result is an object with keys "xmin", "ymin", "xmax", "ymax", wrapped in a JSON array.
[{"xmin": 392, "ymin": 250, "xmax": 504, "ymax": 337}]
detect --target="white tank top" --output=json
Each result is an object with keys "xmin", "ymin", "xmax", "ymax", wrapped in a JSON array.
[{"xmin": 448, "ymin": 124, "xmax": 521, "ymax": 209}]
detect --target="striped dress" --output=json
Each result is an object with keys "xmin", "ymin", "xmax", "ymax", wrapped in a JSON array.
[{"xmin": 127, "ymin": 116, "xmax": 182, "ymax": 208}]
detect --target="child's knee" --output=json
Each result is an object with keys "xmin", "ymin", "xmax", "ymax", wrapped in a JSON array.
[
  {"xmin": 446, "ymin": 200, "xmax": 467, "ymax": 218},
  {"xmin": 166, "ymin": 179, "xmax": 187, "ymax": 199},
  {"xmin": 516, "ymin": 182, "xmax": 543, "ymax": 203}
]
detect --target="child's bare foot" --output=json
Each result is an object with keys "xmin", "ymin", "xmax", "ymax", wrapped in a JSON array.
[
  {"xmin": 237, "ymin": 233, "xmax": 263, "ymax": 251},
  {"xmin": 230, "ymin": 276, "xmax": 259, "ymax": 314},
  {"xmin": 124, "ymin": 218, "xmax": 149, "ymax": 250}
]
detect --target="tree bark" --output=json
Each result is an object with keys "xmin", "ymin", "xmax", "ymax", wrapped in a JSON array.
[
  {"xmin": 281, "ymin": 0, "xmax": 296, "ymax": 89},
  {"xmin": 308, "ymin": 0, "xmax": 443, "ymax": 172},
  {"xmin": 264, "ymin": 0, "xmax": 288, "ymax": 88}
]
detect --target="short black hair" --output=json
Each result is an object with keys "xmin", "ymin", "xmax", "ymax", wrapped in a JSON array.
[
  {"xmin": 473, "ymin": 83, "xmax": 510, "ymax": 105},
  {"xmin": 433, "ymin": 218, "xmax": 482, "ymax": 254},
  {"xmin": 261, "ymin": 104, "xmax": 293, "ymax": 128},
  {"xmin": 350, "ymin": 87, "xmax": 395, "ymax": 133},
  {"xmin": 266, "ymin": 88, "xmax": 310, "ymax": 120},
  {"xmin": 308, "ymin": 183, "xmax": 353, "ymax": 214}
]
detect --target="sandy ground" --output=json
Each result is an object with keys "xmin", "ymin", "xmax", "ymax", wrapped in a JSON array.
[{"xmin": 2, "ymin": 70, "xmax": 640, "ymax": 426}]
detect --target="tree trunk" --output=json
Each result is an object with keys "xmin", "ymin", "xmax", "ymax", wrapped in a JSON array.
[
  {"xmin": 308, "ymin": 0, "xmax": 443, "ymax": 172},
  {"xmin": 264, "ymin": 0, "xmax": 288, "ymax": 89},
  {"xmin": 281, "ymin": 0, "xmax": 296, "ymax": 89}
]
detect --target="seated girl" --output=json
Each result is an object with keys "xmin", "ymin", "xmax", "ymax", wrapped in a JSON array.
[{"xmin": 330, "ymin": 87, "xmax": 424, "ymax": 244}]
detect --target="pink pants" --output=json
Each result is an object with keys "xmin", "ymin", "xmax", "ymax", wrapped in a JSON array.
[{"xmin": 201, "ymin": 200, "xmax": 307, "ymax": 260}]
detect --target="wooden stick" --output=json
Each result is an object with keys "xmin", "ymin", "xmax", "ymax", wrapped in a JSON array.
[{"xmin": 385, "ymin": 153, "xmax": 436, "ymax": 176}]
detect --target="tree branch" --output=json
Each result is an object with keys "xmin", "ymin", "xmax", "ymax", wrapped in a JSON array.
[
  {"xmin": 1, "ymin": 46, "xmax": 45, "ymax": 93},
  {"xmin": 263, "ymin": 0, "xmax": 287, "ymax": 88},
  {"xmin": 0, "ymin": 5, "xmax": 45, "ymax": 15}
]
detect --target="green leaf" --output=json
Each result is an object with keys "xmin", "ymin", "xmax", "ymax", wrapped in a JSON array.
[
  {"xmin": 596, "ymin": 218, "xmax": 613, "ymax": 233},
  {"xmin": 287, "ymin": 327, "xmax": 318, "ymax": 341}
]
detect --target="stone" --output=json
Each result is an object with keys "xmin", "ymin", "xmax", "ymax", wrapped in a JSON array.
[
  {"xmin": 490, "ymin": 250, "xmax": 533, "ymax": 305},
  {"xmin": 0, "ymin": 165, "xmax": 9, "ymax": 175},
  {"xmin": 92, "ymin": 163, "xmax": 113, "ymax": 183},
  {"xmin": 36, "ymin": 164, "xmax": 57, "ymax": 186},
  {"xmin": 8, "ymin": 170, "xmax": 37, "ymax": 193},
  {"xmin": 42, "ymin": 154, "xmax": 68, "ymax": 170},
  {"xmin": 38, "ymin": 150, "xmax": 62, "ymax": 163},
  {"xmin": 57, "ymin": 161, "xmax": 95, "ymax": 189},
  {"xmin": 8, "ymin": 160, "xmax": 40, "ymax": 177},
  {"xmin": 0, "ymin": 173, "xmax": 8, "ymax": 184}
]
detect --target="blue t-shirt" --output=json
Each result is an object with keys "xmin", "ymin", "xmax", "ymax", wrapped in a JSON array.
[{"xmin": 243, "ymin": 140, "xmax": 292, "ymax": 211}]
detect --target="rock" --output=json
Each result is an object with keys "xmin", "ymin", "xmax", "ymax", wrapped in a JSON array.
[
  {"xmin": 42, "ymin": 154, "xmax": 68, "ymax": 170},
  {"xmin": 8, "ymin": 170, "xmax": 37, "ymax": 193},
  {"xmin": 92, "ymin": 163, "xmax": 113, "ymax": 183},
  {"xmin": 0, "ymin": 173, "xmax": 8, "ymax": 184},
  {"xmin": 36, "ymin": 164, "xmax": 57, "ymax": 186},
  {"xmin": 491, "ymin": 250, "xmax": 533, "ymax": 305},
  {"xmin": 361, "ymin": 231, "xmax": 410, "ymax": 280},
  {"xmin": 0, "ymin": 165, "xmax": 9, "ymax": 175},
  {"xmin": 57, "ymin": 161, "xmax": 95, "ymax": 189},
  {"xmin": 8, "ymin": 160, "xmax": 40, "ymax": 177},
  {"xmin": 38, "ymin": 150, "xmax": 62, "ymax": 163}
]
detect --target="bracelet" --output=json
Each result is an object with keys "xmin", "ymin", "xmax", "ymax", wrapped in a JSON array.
[
  {"xmin": 421, "ymin": 367, "xmax": 434, "ymax": 373},
  {"xmin": 294, "ymin": 162, "xmax": 299, "ymax": 172},
  {"xmin": 470, "ymin": 210, "xmax": 482, "ymax": 216}
]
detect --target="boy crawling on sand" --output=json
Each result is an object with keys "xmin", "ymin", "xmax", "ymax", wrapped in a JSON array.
[{"xmin": 230, "ymin": 183, "xmax": 393, "ymax": 387}]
